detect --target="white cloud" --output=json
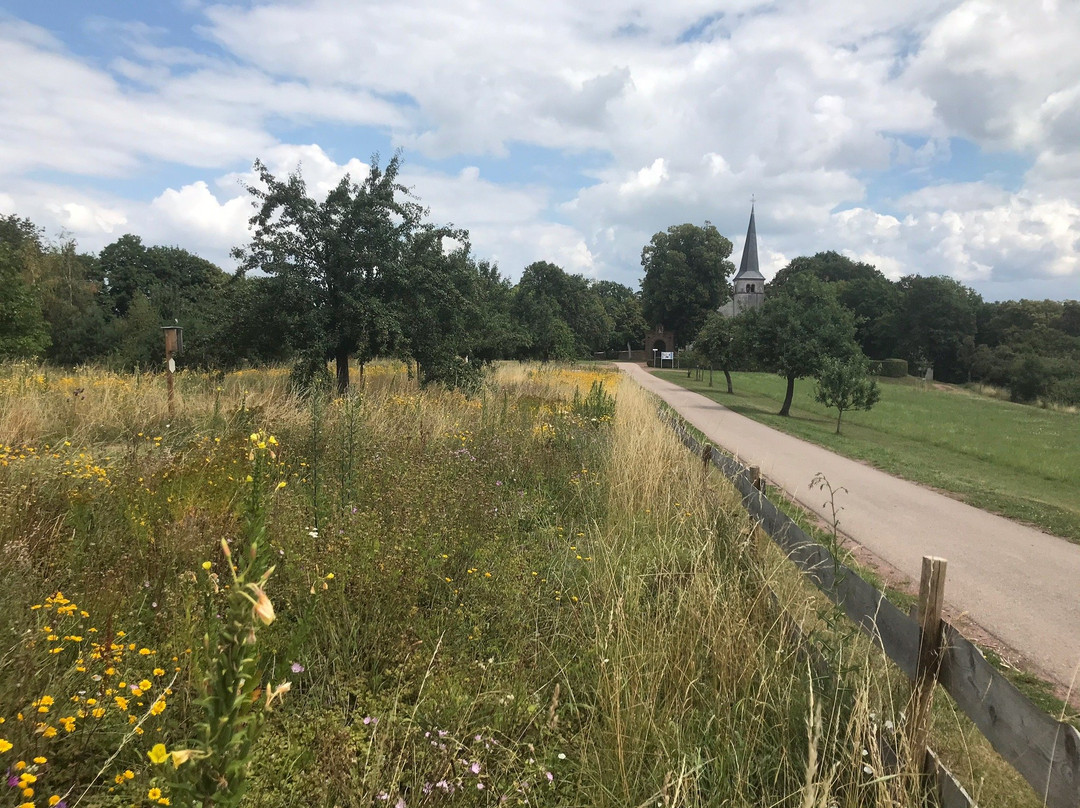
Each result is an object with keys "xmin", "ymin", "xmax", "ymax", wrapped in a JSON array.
[{"xmin": 1, "ymin": 1, "xmax": 1079, "ymax": 299}]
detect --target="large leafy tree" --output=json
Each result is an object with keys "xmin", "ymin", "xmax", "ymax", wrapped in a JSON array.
[
  {"xmin": 0, "ymin": 216, "xmax": 50, "ymax": 359},
  {"xmin": 593, "ymin": 280, "xmax": 646, "ymax": 353},
  {"xmin": 894, "ymin": 275, "xmax": 980, "ymax": 382},
  {"xmin": 512, "ymin": 261, "xmax": 611, "ymax": 360},
  {"xmin": 752, "ymin": 275, "xmax": 861, "ymax": 416},
  {"xmin": 234, "ymin": 154, "xmax": 428, "ymax": 393},
  {"xmin": 770, "ymin": 251, "xmax": 900, "ymax": 359},
  {"xmin": 640, "ymin": 222, "xmax": 734, "ymax": 346},
  {"xmin": 695, "ymin": 311, "xmax": 752, "ymax": 394}
]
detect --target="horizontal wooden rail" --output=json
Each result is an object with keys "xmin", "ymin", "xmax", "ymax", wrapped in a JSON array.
[{"xmin": 666, "ymin": 416, "xmax": 1080, "ymax": 808}]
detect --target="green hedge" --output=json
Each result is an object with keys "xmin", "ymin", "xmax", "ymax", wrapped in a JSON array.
[{"xmin": 879, "ymin": 358, "xmax": 908, "ymax": 378}]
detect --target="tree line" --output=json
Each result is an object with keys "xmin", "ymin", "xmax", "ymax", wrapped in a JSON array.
[
  {"xmin": 1, "ymin": 155, "xmax": 1077, "ymax": 404},
  {"xmin": 641, "ymin": 224, "xmax": 1080, "ymax": 408}
]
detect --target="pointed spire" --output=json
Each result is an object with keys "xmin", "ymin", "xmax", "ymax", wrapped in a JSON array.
[{"xmin": 734, "ymin": 203, "xmax": 764, "ymax": 280}]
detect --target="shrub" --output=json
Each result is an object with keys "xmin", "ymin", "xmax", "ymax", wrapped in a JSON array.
[{"xmin": 878, "ymin": 358, "xmax": 907, "ymax": 378}]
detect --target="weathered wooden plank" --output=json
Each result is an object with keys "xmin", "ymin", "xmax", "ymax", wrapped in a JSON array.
[
  {"xmin": 928, "ymin": 749, "xmax": 978, "ymax": 808},
  {"xmin": 939, "ymin": 625, "xmax": 1080, "ymax": 808}
]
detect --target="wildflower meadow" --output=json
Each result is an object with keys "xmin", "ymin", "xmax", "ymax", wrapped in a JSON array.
[{"xmin": 0, "ymin": 361, "xmax": 1032, "ymax": 807}]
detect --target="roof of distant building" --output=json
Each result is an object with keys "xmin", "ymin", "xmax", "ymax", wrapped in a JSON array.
[{"xmin": 733, "ymin": 204, "xmax": 764, "ymax": 281}]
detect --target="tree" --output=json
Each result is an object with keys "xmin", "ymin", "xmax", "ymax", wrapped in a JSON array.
[
  {"xmin": 695, "ymin": 311, "xmax": 747, "ymax": 393},
  {"xmin": 752, "ymin": 275, "xmax": 861, "ymax": 416},
  {"xmin": 234, "ymin": 153, "xmax": 429, "ymax": 394},
  {"xmin": 512, "ymin": 261, "xmax": 611, "ymax": 360},
  {"xmin": 640, "ymin": 222, "xmax": 734, "ymax": 346},
  {"xmin": 894, "ymin": 275, "xmax": 980, "ymax": 382},
  {"xmin": 814, "ymin": 356, "xmax": 881, "ymax": 434},
  {"xmin": 0, "ymin": 215, "xmax": 51, "ymax": 359},
  {"xmin": 770, "ymin": 251, "xmax": 900, "ymax": 359},
  {"xmin": 593, "ymin": 280, "xmax": 646, "ymax": 354}
]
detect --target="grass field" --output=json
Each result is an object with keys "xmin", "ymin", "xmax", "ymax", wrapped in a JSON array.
[
  {"xmin": 656, "ymin": 368, "xmax": 1080, "ymax": 543},
  {"xmin": 0, "ymin": 361, "xmax": 1044, "ymax": 807}
]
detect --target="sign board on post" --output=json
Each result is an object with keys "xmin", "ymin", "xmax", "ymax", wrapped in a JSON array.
[{"xmin": 661, "ymin": 352, "xmax": 674, "ymax": 360}]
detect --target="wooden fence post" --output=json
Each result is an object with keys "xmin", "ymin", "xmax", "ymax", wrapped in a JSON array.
[
  {"xmin": 702, "ymin": 444, "xmax": 713, "ymax": 480},
  {"xmin": 749, "ymin": 465, "xmax": 762, "ymax": 492},
  {"xmin": 909, "ymin": 556, "xmax": 947, "ymax": 776}
]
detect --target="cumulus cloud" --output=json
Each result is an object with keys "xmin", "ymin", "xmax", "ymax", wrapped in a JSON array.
[{"xmin": 1, "ymin": 0, "xmax": 1079, "ymax": 298}]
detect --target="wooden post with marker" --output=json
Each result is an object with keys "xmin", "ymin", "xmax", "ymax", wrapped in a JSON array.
[
  {"xmin": 162, "ymin": 326, "xmax": 183, "ymax": 420},
  {"xmin": 909, "ymin": 556, "xmax": 947, "ymax": 777}
]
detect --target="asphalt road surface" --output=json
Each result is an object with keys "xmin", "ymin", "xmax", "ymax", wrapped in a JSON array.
[{"xmin": 622, "ymin": 363, "xmax": 1080, "ymax": 691}]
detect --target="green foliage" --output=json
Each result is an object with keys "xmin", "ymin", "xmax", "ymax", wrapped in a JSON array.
[
  {"xmin": 750, "ymin": 275, "xmax": 861, "ymax": 416},
  {"xmin": 418, "ymin": 353, "xmax": 486, "ymax": 395},
  {"xmin": 0, "ymin": 216, "xmax": 51, "ymax": 359},
  {"xmin": 814, "ymin": 357, "xmax": 881, "ymax": 434},
  {"xmin": 894, "ymin": 274, "xmax": 981, "ymax": 382},
  {"xmin": 570, "ymin": 380, "xmax": 616, "ymax": 422},
  {"xmin": 234, "ymin": 153, "xmax": 428, "ymax": 393},
  {"xmin": 592, "ymin": 280, "xmax": 646, "ymax": 353},
  {"xmin": 640, "ymin": 222, "xmax": 734, "ymax": 346},
  {"xmin": 879, "ymin": 358, "xmax": 908, "ymax": 378},
  {"xmin": 513, "ymin": 261, "xmax": 611, "ymax": 359},
  {"xmin": 289, "ymin": 354, "xmax": 333, "ymax": 396},
  {"xmin": 1008, "ymin": 354, "xmax": 1052, "ymax": 403}
]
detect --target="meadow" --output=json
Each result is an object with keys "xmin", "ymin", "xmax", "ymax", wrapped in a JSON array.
[
  {"xmin": 657, "ymin": 369, "xmax": 1080, "ymax": 543},
  {"xmin": 0, "ymin": 361, "xmax": 1040, "ymax": 807}
]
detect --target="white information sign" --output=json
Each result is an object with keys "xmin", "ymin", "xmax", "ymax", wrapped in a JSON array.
[{"xmin": 661, "ymin": 351, "xmax": 674, "ymax": 360}]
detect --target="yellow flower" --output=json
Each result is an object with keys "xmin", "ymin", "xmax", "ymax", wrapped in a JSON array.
[
  {"xmin": 201, "ymin": 561, "xmax": 212, "ymax": 570},
  {"xmin": 22, "ymin": 787, "xmax": 33, "ymax": 798},
  {"xmin": 33, "ymin": 756, "xmax": 46, "ymax": 764},
  {"xmin": 114, "ymin": 696, "xmax": 129, "ymax": 711},
  {"xmin": 40, "ymin": 725, "xmax": 57, "ymax": 738},
  {"xmin": 250, "ymin": 586, "xmax": 275, "ymax": 625},
  {"xmin": 19, "ymin": 772, "xmax": 36, "ymax": 784},
  {"xmin": 139, "ymin": 679, "xmax": 152, "ymax": 691},
  {"xmin": 158, "ymin": 799, "xmax": 171, "ymax": 806},
  {"xmin": 139, "ymin": 648, "xmax": 152, "ymax": 656},
  {"xmin": 153, "ymin": 667, "xmax": 165, "ymax": 676},
  {"xmin": 0, "ymin": 738, "xmax": 12, "ymax": 753},
  {"xmin": 50, "ymin": 796, "xmax": 62, "ymax": 806},
  {"xmin": 123, "ymin": 770, "xmax": 134, "ymax": 780},
  {"xmin": 147, "ymin": 744, "xmax": 168, "ymax": 764},
  {"xmin": 92, "ymin": 707, "xmax": 105, "ymax": 719},
  {"xmin": 148, "ymin": 787, "xmax": 163, "ymax": 800},
  {"xmin": 170, "ymin": 748, "xmax": 196, "ymax": 767},
  {"xmin": 150, "ymin": 697, "xmax": 166, "ymax": 716}
]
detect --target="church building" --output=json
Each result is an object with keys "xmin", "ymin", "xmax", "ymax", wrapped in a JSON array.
[{"xmin": 720, "ymin": 204, "xmax": 765, "ymax": 317}]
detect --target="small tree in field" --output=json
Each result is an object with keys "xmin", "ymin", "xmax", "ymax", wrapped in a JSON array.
[{"xmin": 815, "ymin": 356, "xmax": 881, "ymax": 434}]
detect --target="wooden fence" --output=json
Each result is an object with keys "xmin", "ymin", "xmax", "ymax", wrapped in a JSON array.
[{"xmin": 667, "ymin": 416, "xmax": 1080, "ymax": 808}]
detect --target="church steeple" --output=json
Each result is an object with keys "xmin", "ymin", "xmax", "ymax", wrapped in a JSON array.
[
  {"xmin": 734, "ymin": 203, "xmax": 764, "ymax": 281},
  {"xmin": 719, "ymin": 202, "xmax": 766, "ymax": 317}
]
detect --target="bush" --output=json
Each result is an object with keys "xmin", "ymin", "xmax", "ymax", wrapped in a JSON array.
[
  {"xmin": 879, "ymin": 358, "xmax": 908, "ymax": 378},
  {"xmin": 289, "ymin": 354, "xmax": 332, "ymax": 395}
]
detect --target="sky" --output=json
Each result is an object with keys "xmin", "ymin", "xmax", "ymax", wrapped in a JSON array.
[{"xmin": 1, "ymin": 0, "xmax": 1078, "ymax": 302}]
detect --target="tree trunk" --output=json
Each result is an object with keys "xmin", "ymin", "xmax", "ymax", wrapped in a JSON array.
[
  {"xmin": 836, "ymin": 410, "xmax": 843, "ymax": 434},
  {"xmin": 724, "ymin": 370, "xmax": 733, "ymax": 394},
  {"xmin": 335, "ymin": 348, "xmax": 350, "ymax": 395},
  {"xmin": 779, "ymin": 374, "xmax": 795, "ymax": 416}
]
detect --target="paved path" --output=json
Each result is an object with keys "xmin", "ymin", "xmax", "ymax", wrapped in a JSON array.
[{"xmin": 622, "ymin": 363, "xmax": 1080, "ymax": 690}]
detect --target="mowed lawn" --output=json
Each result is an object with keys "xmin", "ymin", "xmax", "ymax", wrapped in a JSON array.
[{"xmin": 656, "ymin": 369, "xmax": 1080, "ymax": 543}]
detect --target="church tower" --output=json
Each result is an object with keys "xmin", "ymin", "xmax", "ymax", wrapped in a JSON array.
[{"xmin": 721, "ymin": 204, "xmax": 765, "ymax": 316}]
